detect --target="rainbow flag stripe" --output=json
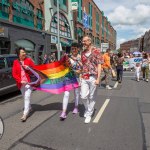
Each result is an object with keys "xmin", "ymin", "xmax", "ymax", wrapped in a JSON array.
[{"xmin": 33, "ymin": 61, "xmax": 79, "ymax": 94}]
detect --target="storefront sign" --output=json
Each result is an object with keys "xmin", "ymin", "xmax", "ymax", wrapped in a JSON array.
[
  {"xmin": 71, "ymin": 0, "xmax": 78, "ymax": 11},
  {"xmin": 12, "ymin": 2, "xmax": 34, "ymax": 17},
  {"xmin": 51, "ymin": 36, "xmax": 57, "ymax": 44},
  {"xmin": 101, "ymin": 43, "xmax": 109, "ymax": 52},
  {"xmin": 0, "ymin": 27, "xmax": 8, "ymax": 38}
]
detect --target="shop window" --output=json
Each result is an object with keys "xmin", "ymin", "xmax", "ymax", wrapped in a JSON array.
[
  {"xmin": 12, "ymin": 0, "xmax": 34, "ymax": 28},
  {"xmin": 0, "ymin": 0, "xmax": 10, "ymax": 20},
  {"xmin": 37, "ymin": 9, "xmax": 43, "ymax": 30},
  {"xmin": 0, "ymin": 58, "xmax": 5, "ymax": 69},
  {"xmin": 7, "ymin": 57, "xmax": 17, "ymax": 68},
  {"xmin": 50, "ymin": 13, "xmax": 71, "ymax": 38}
]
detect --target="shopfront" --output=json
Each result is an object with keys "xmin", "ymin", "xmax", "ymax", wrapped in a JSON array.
[
  {"xmin": 0, "ymin": 27, "xmax": 10, "ymax": 55},
  {"xmin": 0, "ymin": 21, "xmax": 51, "ymax": 64}
]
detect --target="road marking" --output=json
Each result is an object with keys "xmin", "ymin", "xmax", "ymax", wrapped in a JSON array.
[
  {"xmin": 113, "ymin": 81, "xmax": 118, "ymax": 88},
  {"xmin": 93, "ymin": 99, "xmax": 110, "ymax": 123}
]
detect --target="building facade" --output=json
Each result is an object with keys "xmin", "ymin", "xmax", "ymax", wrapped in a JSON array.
[
  {"xmin": 143, "ymin": 30, "xmax": 150, "ymax": 52},
  {"xmin": 0, "ymin": 0, "xmax": 50, "ymax": 64},
  {"xmin": 72, "ymin": 0, "xmax": 116, "ymax": 51},
  {"xmin": 44, "ymin": 0, "xmax": 74, "ymax": 53},
  {"xmin": 120, "ymin": 38, "xmax": 141, "ymax": 53}
]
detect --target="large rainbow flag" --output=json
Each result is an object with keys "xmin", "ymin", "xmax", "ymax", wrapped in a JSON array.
[{"xmin": 31, "ymin": 60, "xmax": 79, "ymax": 94}]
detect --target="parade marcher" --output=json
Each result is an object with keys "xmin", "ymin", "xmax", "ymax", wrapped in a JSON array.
[
  {"xmin": 115, "ymin": 53, "xmax": 124, "ymax": 83},
  {"xmin": 134, "ymin": 63, "xmax": 141, "ymax": 82},
  {"xmin": 101, "ymin": 49, "xmax": 113, "ymax": 89},
  {"xmin": 142, "ymin": 53, "xmax": 149, "ymax": 82},
  {"xmin": 60, "ymin": 42, "xmax": 82, "ymax": 119},
  {"xmin": 12, "ymin": 47, "xmax": 35, "ymax": 122},
  {"xmin": 80, "ymin": 36, "xmax": 103, "ymax": 124}
]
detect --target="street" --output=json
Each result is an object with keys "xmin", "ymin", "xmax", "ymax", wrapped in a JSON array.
[{"xmin": 0, "ymin": 71, "xmax": 150, "ymax": 150}]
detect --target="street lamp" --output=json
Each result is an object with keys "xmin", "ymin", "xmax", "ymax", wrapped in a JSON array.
[{"xmin": 57, "ymin": 0, "xmax": 60, "ymax": 60}]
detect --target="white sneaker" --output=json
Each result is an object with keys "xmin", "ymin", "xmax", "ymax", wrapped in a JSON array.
[
  {"xmin": 84, "ymin": 116, "xmax": 91, "ymax": 124},
  {"xmin": 146, "ymin": 79, "xmax": 149, "ymax": 82},
  {"xmin": 106, "ymin": 85, "xmax": 112, "ymax": 90},
  {"xmin": 137, "ymin": 78, "xmax": 140, "ymax": 82}
]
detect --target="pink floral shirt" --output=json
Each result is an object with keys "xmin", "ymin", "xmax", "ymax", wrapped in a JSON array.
[{"xmin": 81, "ymin": 47, "xmax": 103, "ymax": 79}]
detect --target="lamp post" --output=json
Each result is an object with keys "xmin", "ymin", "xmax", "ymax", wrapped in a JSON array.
[{"xmin": 57, "ymin": 0, "xmax": 60, "ymax": 60}]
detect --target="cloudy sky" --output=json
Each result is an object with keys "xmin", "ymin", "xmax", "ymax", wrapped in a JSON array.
[{"xmin": 93, "ymin": 0, "xmax": 150, "ymax": 49}]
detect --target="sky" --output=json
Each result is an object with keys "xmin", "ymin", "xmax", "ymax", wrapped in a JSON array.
[{"xmin": 93, "ymin": 0, "xmax": 150, "ymax": 49}]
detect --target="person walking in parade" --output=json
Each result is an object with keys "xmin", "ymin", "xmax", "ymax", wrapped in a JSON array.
[
  {"xmin": 101, "ymin": 49, "xmax": 113, "ymax": 89},
  {"xmin": 142, "ymin": 53, "xmax": 149, "ymax": 82},
  {"xmin": 80, "ymin": 36, "xmax": 103, "ymax": 124},
  {"xmin": 115, "ymin": 53, "xmax": 124, "ymax": 83},
  {"xmin": 60, "ymin": 42, "xmax": 82, "ymax": 120},
  {"xmin": 12, "ymin": 47, "xmax": 35, "ymax": 122}
]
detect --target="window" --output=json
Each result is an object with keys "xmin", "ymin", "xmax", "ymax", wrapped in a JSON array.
[
  {"xmin": 7, "ymin": 57, "xmax": 17, "ymax": 68},
  {"xmin": 50, "ymin": 13, "xmax": 71, "ymax": 38},
  {"xmin": 0, "ymin": 0, "xmax": 10, "ymax": 19},
  {"xmin": 12, "ymin": 0, "xmax": 34, "ymax": 28},
  {"xmin": 37, "ymin": 9, "xmax": 43, "ymax": 30},
  {"xmin": 63, "ymin": 0, "xmax": 66, "ymax": 5},
  {"xmin": 0, "ymin": 58, "xmax": 6, "ymax": 69}
]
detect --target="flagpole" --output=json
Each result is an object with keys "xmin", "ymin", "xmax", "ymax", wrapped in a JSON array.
[{"xmin": 57, "ymin": 0, "xmax": 60, "ymax": 60}]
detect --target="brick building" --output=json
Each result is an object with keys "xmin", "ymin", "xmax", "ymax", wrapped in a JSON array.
[
  {"xmin": 120, "ymin": 38, "xmax": 141, "ymax": 53},
  {"xmin": 143, "ymin": 30, "xmax": 150, "ymax": 52},
  {"xmin": 0, "ymin": 0, "xmax": 50, "ymax": 64},
  {"xmin": 72, "ymin": 0, "xmax": 116, "ymax": 51}
]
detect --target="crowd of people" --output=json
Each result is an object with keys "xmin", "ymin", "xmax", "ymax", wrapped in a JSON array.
[{"xmin": 12, "ymin": 35, "xmax": 150, "ymax": 124}]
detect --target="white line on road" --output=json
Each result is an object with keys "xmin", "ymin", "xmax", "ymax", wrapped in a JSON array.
[
  {"xmin": 93, "ymin": 99, "xmax": 110, "ymax": 123},
  {"xmin": 113, "ymin": 82, "xmax": 118, "ymax": 88}
]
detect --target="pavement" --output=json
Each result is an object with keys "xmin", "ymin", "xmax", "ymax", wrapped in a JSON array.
[{"xmin": 0, "ymin": 71, "xmax": 150, "ymax": 150}]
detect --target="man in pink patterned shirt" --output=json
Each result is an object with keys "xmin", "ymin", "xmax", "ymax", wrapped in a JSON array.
[{"xmin": 80, "ymin": 35, "xmax": 103, "ymax": 123}]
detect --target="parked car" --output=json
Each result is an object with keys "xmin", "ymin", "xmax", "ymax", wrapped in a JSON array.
[{"xmin": 0, "ymin": 54, "xmax": 18, "ymax": 96}]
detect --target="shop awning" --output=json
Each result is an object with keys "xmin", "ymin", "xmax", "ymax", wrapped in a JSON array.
[{"xmin": 15, "ymin": 40, "xmax": 35, "ymax": 51}]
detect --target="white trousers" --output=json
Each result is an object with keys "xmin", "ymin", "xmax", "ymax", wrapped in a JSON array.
[
  {"xmin": 135, "ymin": 67, "xmax": 141, "ymax": 79},
  {"xmin": 63, "ymin": 88, "xmax": 80, "ymax": 111},
  {"xmin": 80, "ymin": 76, "xmax": 97, "ymax": 116},
  {"xmin": 20, "ymin": 84, "xmax": 32, "ymax": 115}
]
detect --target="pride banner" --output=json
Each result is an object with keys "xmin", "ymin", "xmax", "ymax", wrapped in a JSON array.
[{"xmin": 32, "ymin": 61, "xmax": 79, "ymax": 94}]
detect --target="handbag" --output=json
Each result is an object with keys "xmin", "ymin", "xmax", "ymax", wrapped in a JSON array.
[{"xmin": 111, "ymin": 69, "xmax": 116, "ymax": 78}]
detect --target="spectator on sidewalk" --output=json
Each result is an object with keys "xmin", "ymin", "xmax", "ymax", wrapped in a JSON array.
[
  {"xmin": 101, "ymin": 49, "xmax": 113, "ymax": 89},
  {"xmin": 80, "ymin": 35, "xmax": 103, "ymax": 124}
]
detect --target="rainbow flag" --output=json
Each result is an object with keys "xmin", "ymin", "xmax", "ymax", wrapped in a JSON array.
[{"xmin": 33, "ymin": 61, "xmax": 79, "ymax": 94}]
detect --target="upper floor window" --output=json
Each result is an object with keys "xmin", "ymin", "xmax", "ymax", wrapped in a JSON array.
[{"xmin": 50, "ymin": 13, "xmax": 71, "ymax": 38}]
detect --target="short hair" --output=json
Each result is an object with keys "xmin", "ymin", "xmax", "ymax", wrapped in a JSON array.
[
  {"xmin": 83, "ymin": 35, "xmax": 92, "ymax": 42},
  {"xmin": 106, "ymin": 48, "xmax": 111, "ymax": 52},
  {"xmin": 15, "ymin": 47, "xmax": 26, "ymax": 57},
  {"xmin": 118, "ymin": 53, "xmax": 123, "ymax": 57},
  {"xmin": 71, "ymin": 42, "xmax": 80, "ymax": 48}
]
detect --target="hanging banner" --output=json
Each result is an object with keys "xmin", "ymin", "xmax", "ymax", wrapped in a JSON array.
[{"xmin": 83, "ymin": 12, "xmax": 89, "ymax": 29}]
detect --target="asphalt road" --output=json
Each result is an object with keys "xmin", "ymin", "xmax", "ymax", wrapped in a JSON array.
[{"xmin": 0, "ymin": 71, "xmax": 150, "ymax": 150}]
